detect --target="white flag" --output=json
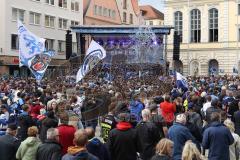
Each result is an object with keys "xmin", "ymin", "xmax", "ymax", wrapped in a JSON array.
[
  {"xmin": 76, "ymin": 40, "xmax": 106, "ymax": 83},
  {"xmin": 18, "ymin": 20, "xmax": 45, "ymax": 66}
]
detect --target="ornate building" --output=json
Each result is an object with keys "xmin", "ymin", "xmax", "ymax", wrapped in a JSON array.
[{"xmin": 165, "ymin": 0, "xmax": 240, "ymax": 76}]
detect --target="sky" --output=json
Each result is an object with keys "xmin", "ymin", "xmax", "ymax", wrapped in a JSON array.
[{"xmin": 138, "ymin": 0, "xmax": 164, "ymax": 12}]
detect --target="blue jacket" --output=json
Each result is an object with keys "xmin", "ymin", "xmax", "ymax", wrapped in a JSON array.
[
  {"xmin": 62, "ymin": 151, "xmax": 99, "ymax": 160},
  {"xmin": 130, "ymin": 101, "xmax": 144, "ymax": 122},
  {"xmin": 86, "ymin": 138, "xmax": 110, "ymax": 160},
  {"xmin": 168, "ymin": 122, "xmax": 195, "ymax": 160},
  {"xmin": 202, "ymin": 122, "xmax": 234, "ymax": 160}
]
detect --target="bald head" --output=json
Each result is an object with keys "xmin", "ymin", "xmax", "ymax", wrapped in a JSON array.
[{"xmin": 85, "ymin": 127, "xmax": 95, "ymax": 140}]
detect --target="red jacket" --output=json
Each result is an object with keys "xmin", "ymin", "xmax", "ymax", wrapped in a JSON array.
[
  {"xmin": 160, "ymin": 101, "xmax": 176, "ymax": 123},
  {"xmin": 30, "ymin": 104, "xmax": 43, "ymax": 119},
  {"xmin": 57, "ymin": 124, "xmax": 76, "ymax": 155}
]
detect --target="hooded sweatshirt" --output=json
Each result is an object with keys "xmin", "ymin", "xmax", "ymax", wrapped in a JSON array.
[
  {"xmin": 16, "ymin": 137, "xmax": 41, "ymax": 160},
  {"xmin": 62, "ymin": 146, "xmax": 99, "ymax": 160}
]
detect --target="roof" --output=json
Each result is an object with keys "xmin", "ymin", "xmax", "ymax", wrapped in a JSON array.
[
  {"xmin": 139, "ymin": 5, "xmax": 164, "ymax": 20},
  {"xmin": 71, "ymin": 25, "xmax": 173, "ymax": 35}
]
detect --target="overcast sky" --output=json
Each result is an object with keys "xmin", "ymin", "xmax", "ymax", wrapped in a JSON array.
[{"xmin": 139, "ymin": 0, "xmax": 164, "ymax": 12}]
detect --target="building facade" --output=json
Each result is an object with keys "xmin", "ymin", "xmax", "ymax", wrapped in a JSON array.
[
  {"xmin": 116, "ymin": 0, "xmax": 140, "ymax": 25},
  {"xmin": 140, "ymin": 5, "xmax": 164, "ymax": 26},
  {"xmin": 0, "ymin": 0, "xmax": 83, "ymax": 76},
  {"xmin": 165, "ymin": 0, "xmax": 240, "ymax": 76},
  {"xmin": 83, "ymin": 0, "xmax": 140, "ymax": 25}
]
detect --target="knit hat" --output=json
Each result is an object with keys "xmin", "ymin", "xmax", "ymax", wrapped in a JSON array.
[{"xmin": 176, "ymin": 114, "xmax": 186, "ymax": 124}]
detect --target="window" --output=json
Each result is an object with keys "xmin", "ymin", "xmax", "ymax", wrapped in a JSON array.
[
  {"xmin": 238, "ymin": 4, "xmax": 240, "ymax": 15},
  {"xmin": 72, "ymin": 42, "xmax": 77, "ymax": 53},
  {"xmin": 190, "ymin": 9, "xmax": 201, "ymax": 43},
  {"xmin": 123, "ymin": 0, "xmax": 127, "ymax": 9},
  {"xmin": 103, "ymin": 8, "xmax": 107, "ymax": 17},
  {"xmin": 123, "ymin": 12, "xmax": 127, "ymax": 23},
  {"xmin": 75, "ymin": 2, "xmax": 79, "ymax": 11},
  {"xmin": 59, "ymin": 0, "xmax": 67, "ymax": 8},
  {"xmin": 130, "ymin": 14, "xmax": 133, "ymax": 24},
  {"xmin": 11, "ymin": 34, "xmax": 19, "ymax": 50},
  {"xmin": 45, "ymin": 39, "xmax": 54, "ymax": 50},
  {"xmin": 71, "ymin": 2, "xmax": 74, "ymax": 10},
  {"xmin": 71, "ymin": 1, "xmax": 79, "ymax": 11},
  {"xmin": 94, "ymin": 5, "xmax": 98, "ymax": 15},
  {"xmin": 45, "ymin": 15, "xmax": 55, "ymax": 28},
  {"xmin": 149, "ymin": 21, "xmax": 153, "ymax": 25},
  {"xmin": 112, "ymin": 10, "xmax": 116, "ymax": 19},
  {"xmin": 12, "ymin": 8, "xmax": 25, "ymax": 22},
  {"xmin": 238, "ymin": 28, "xmax": 240, "ymax": 41},
  {"xmin": 98, "ymin": 6, "xmax": 102, "ymax": 16},
  {"xmin": 46, "ymin": 0, "xmax": 54, "ymax": 5},
  {"xmin": 71, "ymin": 20, "xmax": 79, "ymax": 26},
  {"xmin": 58, "ymin": 40, "xmax": 66, "ymax": 52},
  {"xmin": 58, "ymin": 18, "xmax": 67, "ymax": 29},
  {"xmin": 209, "ymin": 8, "xmax": 218, "ymax": 42},
  {"xmin": 108, "ymin": 9, "xmax": 111, "ymax": 17},
  {"xmin": 29, "ymin": 12, "xmax": 41, "ymax": 25},
  {"xmin": 174, "ymin": 11, "xmax": 183, "ymax": 42}
]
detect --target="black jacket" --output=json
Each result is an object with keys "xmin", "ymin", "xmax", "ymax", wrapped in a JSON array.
[
  {"xmin": 0, "ymin": 134, "xmax": 21, "ymax": 160},
  {"xmin": 17, "ymin": 113, "xmax": 35, "ymax": 141},
  {"xmin": 136, "ymin": 121, "xmax": 161, "ymax": 160},
  {"xmin": 234, "ymin": 110, "xmax": 240, "ymax": 136},
  {"xmin": 36, "ymin": 139, "xmax": 62, "ymax": 160},
  {"xmin": 107, "ymin": 122, "xmax": 138, "ymax": 160},
  {"xmin": 39, "ymin": 117, "xmax": 58, "ymax": 142},
  {"xmin": 151, "ymin": 154, "xmax": 171, "ymax": 160}
]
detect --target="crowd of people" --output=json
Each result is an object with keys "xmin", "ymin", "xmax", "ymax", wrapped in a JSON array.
[{"xmin": 0, "ymin": 75, "xmax": 240, "ymax": 160}]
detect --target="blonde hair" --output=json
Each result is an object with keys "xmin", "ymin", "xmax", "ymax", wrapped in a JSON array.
[
  {"xmin": 182, "ymin": 141, "xmax": 205, "ymax": 160},
  {"xmin": 156, "ymin": 138, "xmax": 173, "ymax": 156},
  {"xmin": 224, "ymin": 119, "xmax": 235, "ymax": 132},
  {"xmin": 27, "ymin": 126, "xmax": 38, "ymax": 137}
]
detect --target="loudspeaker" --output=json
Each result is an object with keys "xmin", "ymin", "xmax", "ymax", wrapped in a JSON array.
[
  {"xmin": 173, "ymin": 32, "xmax": 181, "ymax": 60},
  {"xmin": 66, "ymin": 30, "xmax": 72, "ymax": 60}
]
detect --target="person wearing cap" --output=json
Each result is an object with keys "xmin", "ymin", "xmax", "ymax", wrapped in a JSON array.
[
  {"xmin": 0, "ymin": 124, "xmax": 21, "ymax": 160},
  {"xmin": 107, "ymin": 112, "xmax": 138, "ymax": 160},
  {"xmin": 168, "ymin": 113, "xmax": 196, "ymax": 160}
]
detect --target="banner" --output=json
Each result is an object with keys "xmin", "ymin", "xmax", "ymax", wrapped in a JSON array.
[
  {"xmin": 76, "ymin": 40, "xmax": 106, "ymax": 83},
  {"xmin": 18, "ymin": 21, "xmax": 55, "ymax": 81}
]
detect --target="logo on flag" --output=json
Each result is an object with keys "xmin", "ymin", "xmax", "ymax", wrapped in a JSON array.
[
  {"xmin": 18, "ymin": 21, "xmax": 55, "ymax": 81},
  {"xmin": 76, "ymin": 40, "xmax": 106, "ymax": 83}
]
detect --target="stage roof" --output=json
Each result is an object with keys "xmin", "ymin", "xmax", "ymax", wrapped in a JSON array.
[{"xmin": 71, "ymin": 25, "xmax": 173, "ymax": 35}]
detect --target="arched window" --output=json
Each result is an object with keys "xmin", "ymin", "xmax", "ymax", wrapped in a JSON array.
[
  {"xmin": 190, "ymin": 9, "xmax": 201, "ymax": 43},
  {"xmin": 209, "ymin": 8, "xmax": 218, "ymax": 42},
  {"xmin": 174, "ymin": 11, "xmax": 183, "ymax": 42}
]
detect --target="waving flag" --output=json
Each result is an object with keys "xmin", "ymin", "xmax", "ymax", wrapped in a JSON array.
[
  {"xmin": 18, "ymin": 21, "xmax": 55, "ymax": 81},
  {"xmin": 176, "ymin": 72, "xmax": 188, "ymax": 92},
  {"xmin": 76, "ymin": 40, "xmax": 106, "ymax": 83}
]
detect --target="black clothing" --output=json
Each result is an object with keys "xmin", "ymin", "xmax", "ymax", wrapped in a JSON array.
[
  {"xmin": 36, "ymin": 139, "xmax": 62, "ymax": 160},
  {"xmin": 149, "ymin": 114, "xmax": 165, "ymax": 139},
  {"xmin": 100, "ymin": 114, "xmax": 117, "ymax": 142},
  {"xmin": 0, "ymin": 134, "xmax": 21, "ymax": 160},
  {"xmin": 17, "ymin": 113, "xmax": 35, "ymax": 141},
  {"xmin": 234, "ymin": 110, "xmax": 240, "ymax": 136},
  {"xmin": 107, "ymin": 122, "xmax": 138, "ymax": 160},
  {"xmin": 39, "ymin": 117, "xmax": 58, "ymax": 142},
  {"xmin": 136, "ymin": 121, "xmax": 161, "ymax": 160},
  {"xmin": 151, "ymin": 154, "xmax": 171, "ymax": 160}
]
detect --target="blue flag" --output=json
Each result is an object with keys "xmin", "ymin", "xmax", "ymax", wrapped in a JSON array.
[
  {"xmin": 18, "ymin": 21, "xmax": 55, "ymax": 81},
  {"xmin": 176, "ymin": 72, "xmax": 188, "ymax": 92}
]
